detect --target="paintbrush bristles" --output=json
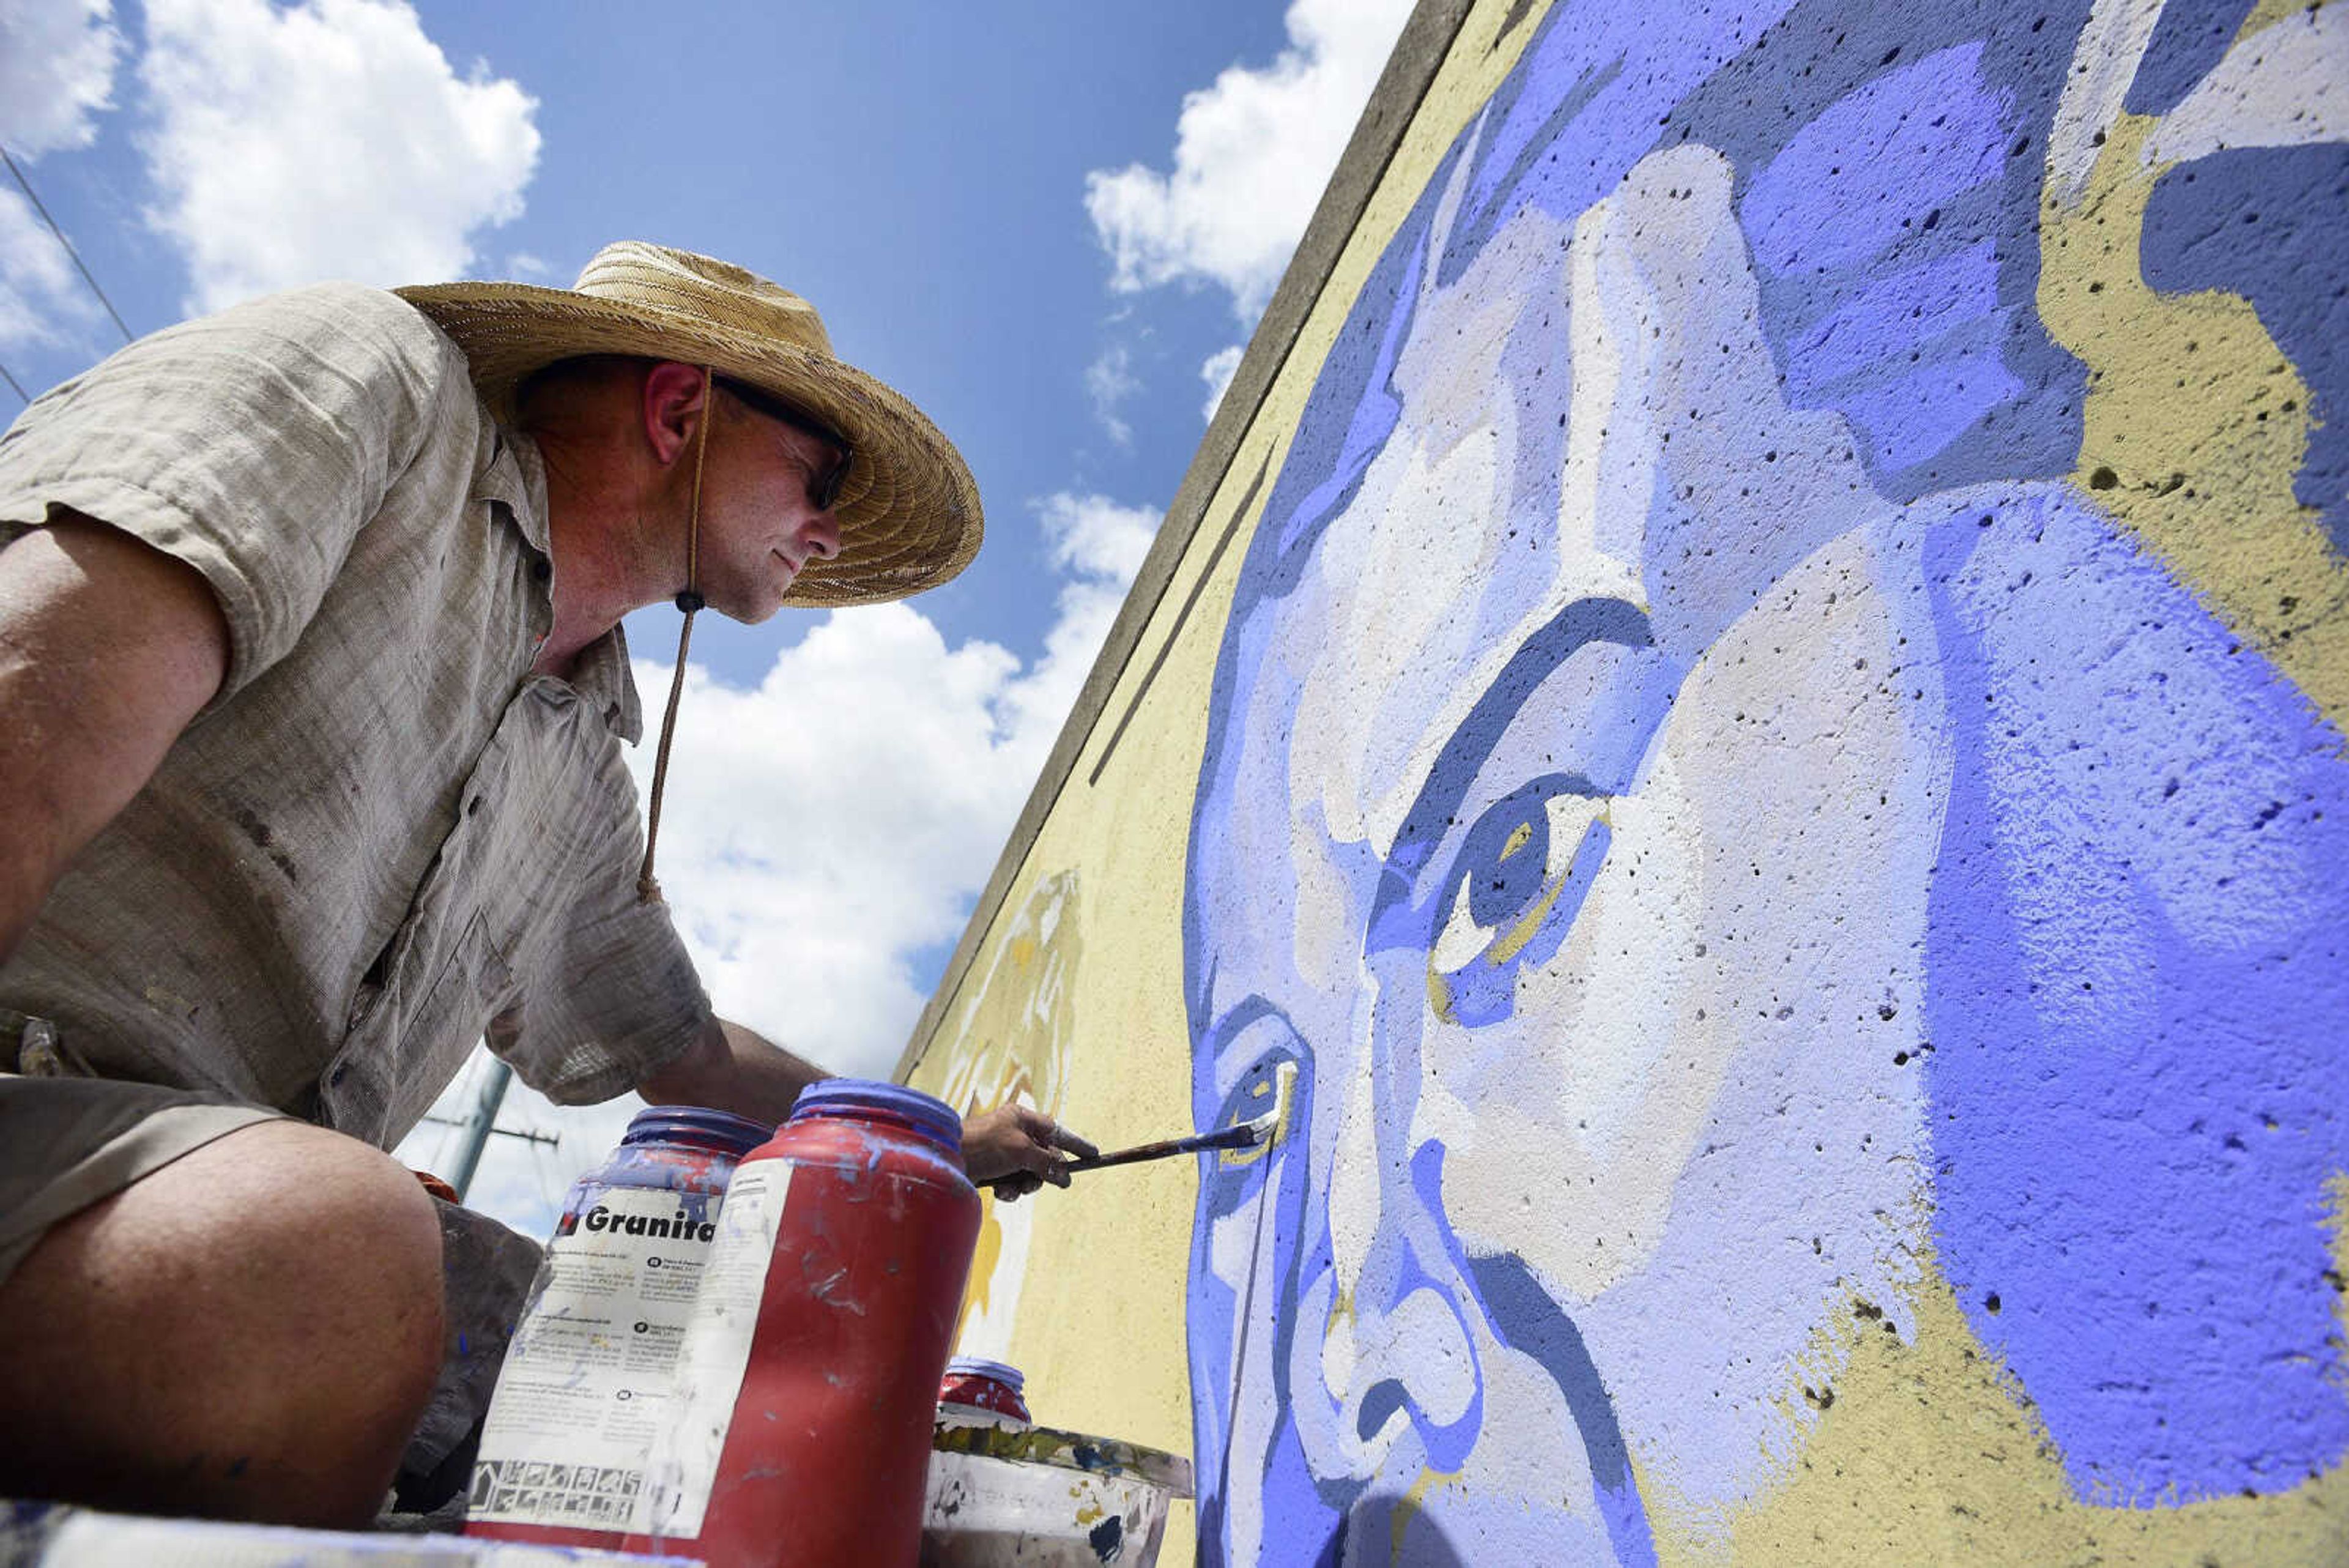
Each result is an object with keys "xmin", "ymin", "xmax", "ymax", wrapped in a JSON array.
[{"xmin": 1266, "ymin": 1061, "xmax": 1298, "ymax": 1146}]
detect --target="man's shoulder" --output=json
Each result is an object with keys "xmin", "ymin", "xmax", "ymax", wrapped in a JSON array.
[{"xmin": 193, "ymin": 281, "xmax": 475, "ymax": 393}]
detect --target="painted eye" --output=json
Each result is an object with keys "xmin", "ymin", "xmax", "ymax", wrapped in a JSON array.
[
  {"xmin": 1428, "ymin": 775, "xmax": 1611, "ymax": 1027},
  {"xmin": 1195, "ymin": 1014, "xmax": 1306, "ymax": 1220}
]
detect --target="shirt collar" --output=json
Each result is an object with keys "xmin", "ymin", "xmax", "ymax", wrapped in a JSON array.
[
  {"xmin": 474, "ymin": 425, "xmax": 550, "ymax": 554},
  {"xmin": 480, "ymin": 425, "xmax": 645, "ymax": 743},
  {"xmin": 573, "ymin": 621, "xmax": 645, "ymax": 743}
]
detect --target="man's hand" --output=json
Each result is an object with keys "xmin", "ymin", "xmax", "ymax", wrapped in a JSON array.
[{"xmin": 963, "ymin": 1105, "xmax": 1096, "ymax": 1201}]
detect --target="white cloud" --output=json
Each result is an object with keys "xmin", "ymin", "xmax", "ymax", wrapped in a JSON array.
[
  {"xmin": 1039, "ymin": 488, "xmax": 1159, "ymax": 584},
  {"xmin": 1200, "ymin": 343, "xmax": 1244, "ymax": 422},
  {"xmin": 1085, "ymin": 342, "xmax": 1140, "ymax": 445},
  {"xmin": 1084, "ymin": 0, "xmax": 1414, "ymax": 325},
  {"xmin": 0, "ymin": 187, "xmax": 90, "ymax": 354},
  {"xmin": 137, "ymin": 0, "xmax": 540, "ymax": 313},
  {"xmin": 406, "ymin": 494, "xmax": 1162, "ymax": 1238},
  {"xmin": 0, "ymin": 0, "xmax": 122, "ymax": 157},
  {"xmin": 0, "ymin": 0, "xmax": 123, "ymax": 354}
]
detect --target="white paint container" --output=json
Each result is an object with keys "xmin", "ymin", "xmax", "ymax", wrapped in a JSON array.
[{"xmin": 919, "ymin": 1412, "xmax": 1193, "ymax": 1567}]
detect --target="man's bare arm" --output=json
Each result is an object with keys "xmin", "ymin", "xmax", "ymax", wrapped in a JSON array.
[
  {"xmin": 636, "ymin": 1015, "xmax": 829, "ymax": 1128},
  {"xmin": 0, "ymin": 514, "xmax": 229, "ymax": 965},
  {"xmin": 635, "ymin": 1014, "xmax": 1096, "ymax": 1192}
]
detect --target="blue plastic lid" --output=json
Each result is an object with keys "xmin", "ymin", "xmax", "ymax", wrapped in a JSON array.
[
  {"xmin": 789, "ymin": 1079, "xmax": 962, "ymax": 1154},
  {"xmin": 945, "ymin": 1356, "xmax": 1024, "ymax": 1393},
  {"xmin": 620, "ymin": 1106, "xmax": 773, "ymax": 1158}
]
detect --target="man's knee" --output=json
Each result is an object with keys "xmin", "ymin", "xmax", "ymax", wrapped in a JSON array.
[{"xmin": 0, "ymin": 1119, "xmax": 447, "ymax": 1525}]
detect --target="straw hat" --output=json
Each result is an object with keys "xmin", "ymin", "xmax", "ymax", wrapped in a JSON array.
[{"xmin": 397, "ymin": 242, "xmax": 981, "ymax": 607}]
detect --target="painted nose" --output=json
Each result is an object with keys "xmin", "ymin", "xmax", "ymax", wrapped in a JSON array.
[{"xmin": 1315, "ymin": 1039, "xmax": 1483, "ymax": 1477}]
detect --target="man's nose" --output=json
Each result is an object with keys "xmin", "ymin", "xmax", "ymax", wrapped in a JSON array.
[
  {"xmin": 801, "ymin": 508, "xmax": 842, "ymax": 560},
  {"xmin": 1316, "ymin": 1053, "xmax": 1482, "ymax": 1474}
]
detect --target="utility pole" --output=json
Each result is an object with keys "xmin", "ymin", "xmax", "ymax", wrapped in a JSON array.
[
  {"xmin": 450, "ymin": 1057, "xmax": 513, "ymax": 1202},
  {"xmin": 417, "ymin": 1056, "xmax": 563, "ymax": 1203}
]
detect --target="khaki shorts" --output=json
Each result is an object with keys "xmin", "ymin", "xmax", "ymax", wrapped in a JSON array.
[
  {"xmin": 0, "ymin": 1067, "xmax": 549, "ymax": 1522},
  {"xmin": 0, "ymin": 1073, "xmax": 283, "ymax": 1284}
]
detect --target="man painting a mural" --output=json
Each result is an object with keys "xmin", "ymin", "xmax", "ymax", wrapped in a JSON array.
[
  {"xmin": 1183, "ymin": 0, "xmax": 2349, "ymax": 1561},
  {"xmin": 0, "ymin": 243, "xmax": 1091, "ymax": 1526}
]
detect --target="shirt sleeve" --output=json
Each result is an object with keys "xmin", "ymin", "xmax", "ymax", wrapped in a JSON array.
[
  {"xmin": 0, "ymin": 281, "xmax": 467, "ymax": 704},
  {"xmin": 484, "ymin": 740, "xmax": 714, "ymax": 1107}
]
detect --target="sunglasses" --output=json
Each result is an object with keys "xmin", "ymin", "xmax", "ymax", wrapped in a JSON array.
[{"xmin": 712, "ymin": 375, "xmax": 854, "ymax": 513}]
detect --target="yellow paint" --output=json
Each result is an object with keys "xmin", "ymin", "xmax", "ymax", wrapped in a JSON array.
[
  {"xmin": 1642, "ymin": 1248, "xmax": 2349, "ymax": 1566},
  {"xmin": 2038, "ymin": 5, "xmax": 2349, "ymax": 730},
  {"xmin": 1390, "ymin": 1466, "xmax": 1460, "ymax": 1562},
  {"xmin": 2246, "ymin": 0, "xmax": 2321, "ymax": 33},
  {"xmin": 916, "ymin": 872, "xmax": 1082, "ymax": 1348},
  {"xmin": 960, "ymin": 1188, "xmax": 1006, "ymax": 1324},
  {"xmin": 1427, "ymin": 965, "xmax": 1456, "ymax": 1025},
  {"xmin": 2329, "ymin": 1172, "xmax": 2349, "ymax": 1344},
  {"xmin": 1219, "ymin": 1072, "xmax": 1282, "ymax": 1168},
  {"xmin": 1481, "ymin": 855, "xmax": 1571, "ymax": 968}
]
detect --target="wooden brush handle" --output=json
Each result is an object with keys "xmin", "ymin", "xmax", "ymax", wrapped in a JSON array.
[{"xmin": 1063, "ymin": 1122, "xmax": 1259, "ymax": 1173}]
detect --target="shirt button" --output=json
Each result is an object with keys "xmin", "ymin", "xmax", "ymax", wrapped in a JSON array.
[
  {"xmin": 530, "ymin": 559, "xmax": 552, "ymax": 583},
  {"xmin": 467, "ymin": 796, "xmax": 485, "ymax": 819},
  {"xmin": 328, "ymin": 1064, "xmax": 349, "ymax": 1087}
]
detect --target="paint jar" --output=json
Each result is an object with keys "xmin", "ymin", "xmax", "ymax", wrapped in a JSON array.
[
  {"xmin": 633, "ymin": 1079, "xmax": 981, "ymax": 1568},
  {"xmin": 938, "ymin": 1356, "xmax": 1031, "ymax": 1422},
  {"xmin": 463, "ymin": 1105, "xmax": 773, "ymax": 1550}
]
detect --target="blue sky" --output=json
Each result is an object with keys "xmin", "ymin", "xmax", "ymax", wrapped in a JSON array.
[{"xmin": 0, "ymin": 0, "xmax": 1412, "ymax": 1228}]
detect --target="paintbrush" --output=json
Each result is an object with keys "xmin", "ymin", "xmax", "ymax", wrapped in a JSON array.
[{"xmin": 1061, "ymin": 1062, "xmax": 1297, "ymax": 1175}]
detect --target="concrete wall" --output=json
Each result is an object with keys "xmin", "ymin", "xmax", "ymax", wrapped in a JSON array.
[{"xmin": 900, "ymin": 1, "xmax": 2349, "ymax": 1561}]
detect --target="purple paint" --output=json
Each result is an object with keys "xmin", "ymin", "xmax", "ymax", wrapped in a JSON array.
[{"xmin": 1920, "ymin": 489, "xmax": 2349, "ymax": 1499}]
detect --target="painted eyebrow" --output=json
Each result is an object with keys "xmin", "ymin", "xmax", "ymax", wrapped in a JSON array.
[{"xmin": 1373, "ymin": 595, "xmax": 1652, "ymax": 899}]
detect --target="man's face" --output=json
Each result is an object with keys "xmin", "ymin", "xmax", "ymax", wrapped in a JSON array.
[
  {"xmin": 1184, "ymin": 148, "xmax": 1942, "ymax": 1562},
  {"xmin": 692, "ymin": 386, "xmax": 845, "ymax": 622}
]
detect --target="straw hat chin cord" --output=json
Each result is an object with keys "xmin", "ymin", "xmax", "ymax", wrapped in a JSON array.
[{"xmin": 635, "ymin": 365, "xmax": 713, "ymax": 904}]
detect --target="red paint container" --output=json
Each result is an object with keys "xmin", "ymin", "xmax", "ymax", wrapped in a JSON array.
[
  {"xmin": 938, "ymin": 1356, "xmax": 1031, "ymax": 1422},
  {"xmin": 630, "ymin": 1080, "xmax": 979, "ymax": 1568}
]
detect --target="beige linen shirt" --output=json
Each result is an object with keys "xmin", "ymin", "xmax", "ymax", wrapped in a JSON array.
[{"xmin": 0, "ymin": 282, "xmax": 710, "ymax": 1148}]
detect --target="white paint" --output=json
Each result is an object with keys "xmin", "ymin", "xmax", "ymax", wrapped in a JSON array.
[
  {"xmin": 2047, "ymin": 0, "xmax": 2169, "ymax": 205},
  {"xmin": 922, "ymin": 1448, "xmax": 1176, "ymax": 1568},
  {"xmin": 2144, "ymin": 4, "xmax": 2349, "ymax": 168}
]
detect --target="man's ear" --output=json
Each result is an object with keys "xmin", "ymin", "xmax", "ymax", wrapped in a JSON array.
[{"xmin": 640, "ymin": 361, "xmax": 711, "ymax": 467}]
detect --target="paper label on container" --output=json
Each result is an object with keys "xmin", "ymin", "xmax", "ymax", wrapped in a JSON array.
[
  {"xmin": 466, "ymin": 1186, "xmax": 725, "ymax": 1533},
  {"xmin": 641, "ymin": 1160, "xmax": 790, "ymax": 1541}
]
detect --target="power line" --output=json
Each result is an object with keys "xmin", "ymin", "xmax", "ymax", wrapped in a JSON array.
[
  {"xmin": 1, "ymin": 143, "xmax": 133, "ymax": 345},
  {"xmin": 0, "ymin": 357, "xmax": 26, "ymax": 406}
]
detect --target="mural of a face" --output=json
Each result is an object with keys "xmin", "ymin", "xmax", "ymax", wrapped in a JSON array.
[{"xmin": 1184, "ymin": 2, "xmax": 2349, "ymax": 1562}]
